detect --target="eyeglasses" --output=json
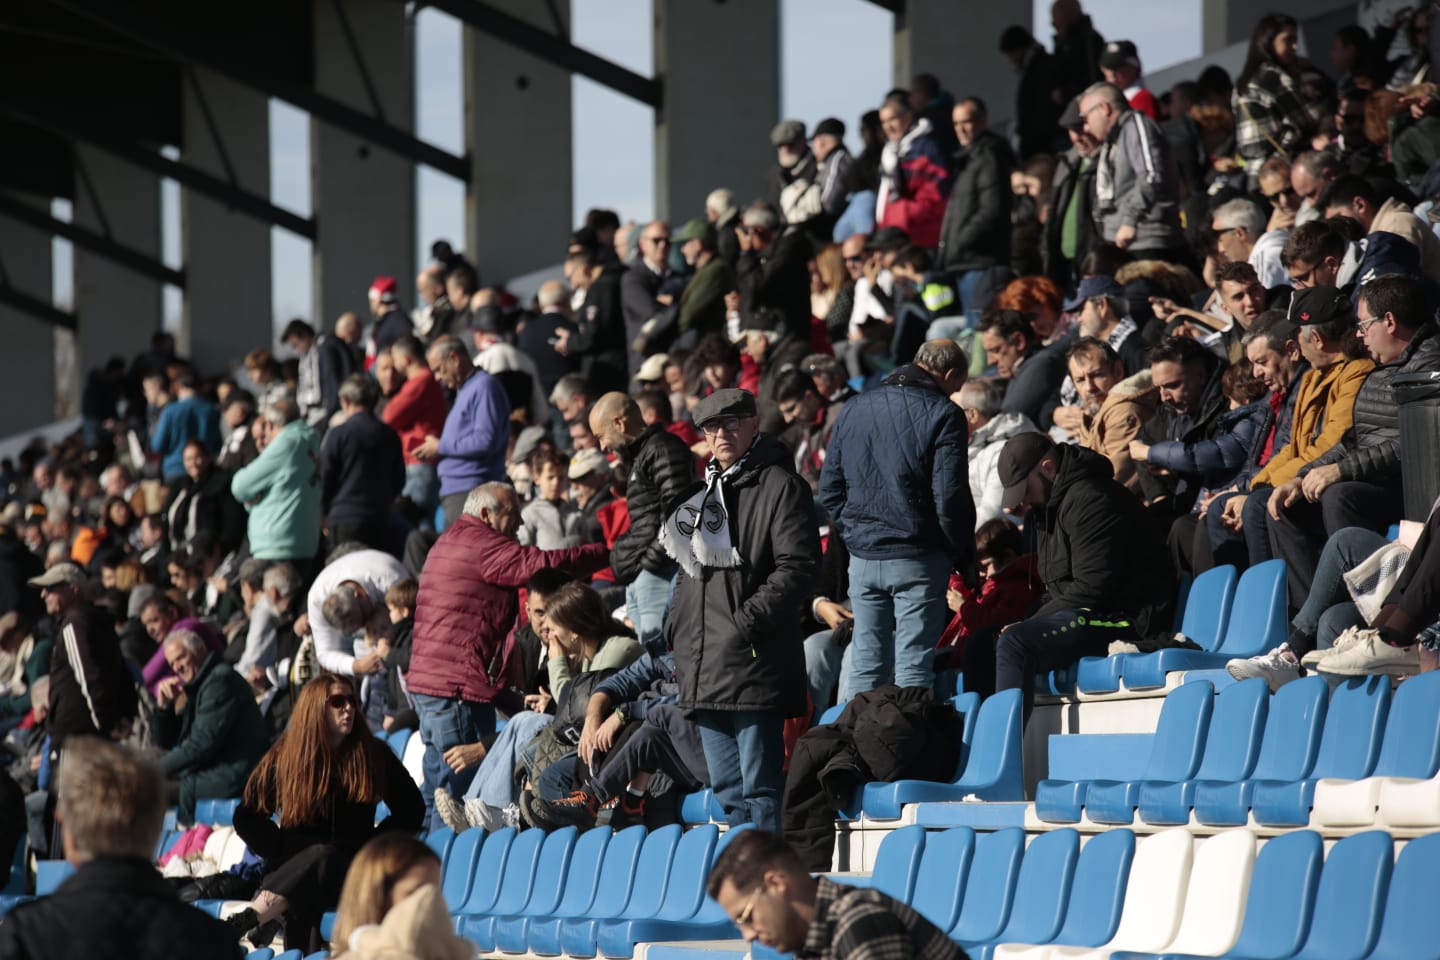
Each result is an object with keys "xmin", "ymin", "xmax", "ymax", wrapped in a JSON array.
[
  {"xmin": 327, "ymin": 693, "xmax": 357, "ymax": 711},
  {"xmin": 1355, "ymin": 314, "xmax": 1382, "ymax": 333},
  {"xmin": 1262, "ymin": 186, "xmax": 1298, "ymax": 204},
  {"xmin": 734, "ymin": 886, "xmax": 764, "ymax": 928},
  {"xmin": 844, "ymin": 255, "xmax": 866, "ymax": 264},
  {"xmin": 701, "ymin": 416, "xmax": 746, "ymax": 436}
]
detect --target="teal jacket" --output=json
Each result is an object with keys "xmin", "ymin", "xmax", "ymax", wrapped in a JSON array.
[
  {"xmin": 231, "ymin": 419, "xmax": 323, "ymax": 561},
  {"xmin": 154, "ymin": 655, "xmax": 266, "ymax": 824}
]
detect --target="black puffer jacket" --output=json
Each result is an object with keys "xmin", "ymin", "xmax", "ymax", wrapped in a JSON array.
[
  {"xmin": 612, "ymin": 424, "xmax": 697, "ymax": 584},
  {"xmin": 666, "ymin": 435, "xmax": 821, "ymax": 718},
  {"xmin": 1303, "ymin": 324, "xmax": 1440, "ymax": 484},
  {"xmin": 1139, "ymin": 349, "xmax": 1229, "ymax": 510},
  {"xmin": 937, "ymin": 130, "xmax": 1016, "ymax": 273},
  {"xmin": 1030, "ymin": 444, "xmax": 1173, "ymax": 639}
]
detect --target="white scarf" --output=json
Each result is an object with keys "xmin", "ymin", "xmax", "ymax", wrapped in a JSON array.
[{"xmin": 659, "ymin": 450, "xmax": 751, "ymax": 578}]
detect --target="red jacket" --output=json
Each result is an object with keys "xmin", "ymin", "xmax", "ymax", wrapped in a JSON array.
[
  {"xmin": 382, "ymin": 369, "xmax": 448, "ymax": 465},
  {"xmin": 936, "ymin": 555, "xmax": 1044, "ymax": 651},
  {"xmin": 408, "ymin": 515, "xmax": 608, "ymax": 709}
]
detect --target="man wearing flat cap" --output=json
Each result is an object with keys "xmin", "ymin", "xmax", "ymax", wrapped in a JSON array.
[
  {"xmin": 766, "ymin": 120, "xmax": 829, "ymax": 243},
  {"xmin": 660, "ymin": 388, "xmax": 820, "ymax": 831},
  {"xmin": 992, "ymin": 434, "xmax": 1171, "ymax": 724}
]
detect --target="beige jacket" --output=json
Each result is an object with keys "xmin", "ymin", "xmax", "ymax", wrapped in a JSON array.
[
  {"xmin": 1371, "ymin": 197, "xmax": 1440, "ymax": 278},
  {"xmin": 344, "ymin": 885, "xmax": 474, "ymax": 960},
  {"xmin": 1076, "ymin": 370, "xmax": 1158, "ymax": 492}
]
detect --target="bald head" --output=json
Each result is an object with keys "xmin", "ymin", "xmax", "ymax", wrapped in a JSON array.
[
  {"xmin": 589, "ymin": 391, "xmax": 644, "ymax": 453},
  {"xmin": 537, "ymin": 279, "xmax": 569, "ymax": 311}
]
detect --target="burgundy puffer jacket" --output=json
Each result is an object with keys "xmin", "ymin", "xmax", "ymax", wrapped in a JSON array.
[{"xmin": 408, "ymin": 514, "xmax": 607, "ymax": 708}]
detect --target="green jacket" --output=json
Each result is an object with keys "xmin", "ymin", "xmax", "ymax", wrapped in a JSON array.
[
  {"xmin": 676, "ymin": 257, "xmax": 735, "ymax": 336},
  {"xmin": 231, "ymin": 419, "xmax": 323, "ymax": 560},
  {"xmin": 154, "ymin": 655, "xmax": 266, "ymax": 824},
  {"xmin": 0, "ymin": 636, "xmax": 51, "ymax": 719}
]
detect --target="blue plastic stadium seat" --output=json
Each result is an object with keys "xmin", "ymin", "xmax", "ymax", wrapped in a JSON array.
[
  {"xmin": 424, "ymin": 825, "xmax": 456, "ymax": 865},
  {"xmin": 849, "ymin": 689, "xmax": 1023, "ymax": 819},
  {"xmin": 1025, "ymin": 827, "xmax": 1134, "ymax": 954},
  {"xmin": 967, "ymin": 827, "xmax": 1080, "ymax": 955},
  {"xmin": 1251, "ymin": 675, "xmax": 1391, "ymax": 827},
  {"xmin": 1122, "ymin": 559, "xmax": 1286, "ymax": 689},
  {"xmin": 481, "ymin": 827, "xmax": 578, "ymax": 952},
  {"xmin": 438, "ymin": 827, "xmax": 485, "ymax": 915},
  {"xmin": 1079, "ymin": 566, "xmax": 1237, "ymax": 694},
  {"xmin": 386, "ymin": 728, "xmax": 411, "ymax": 758},
  {"xmin": 246, "ymin": 950, "xmax": 275, "ymax": 960},
  {"xmin": 494, "ymin": 826, "xmax": 606, "ymax": 954},
  {"xmin": 559, "ymin": 824, "xmax": 681, "ymax": 958},
  {"xmin": 906, "ymin": 827, "xmax": 976, "ymax": 933},
  {"xmin": 1035, "ymin": 679, "xmax": 1213, "ymax": 823},
  {"xmin": 452, "ymin": 826, "xmax": 514, "ymax": 925},
  {"xmin": 1282, "ymin": 831, "xmax": 1392, "ymax": 960},
  {"xmin": 1134, "ymin": 678, "xmax": 1269, "ymax": 825},
  {"xmin": 679, "ymin": 790, "xmax": 716, "ymax": 825},
  {"xmin": 273, "ymin": 952, "xmax": 303, "ymax": 960},
  {"xmin": 1365, "ymin": 832, "xmax": 1440, "ymax": 960},
  {"xmin": 1193, "ymin": 676, "xmax": 1328, "ymax": 826},
  {"xmin": 460, "ymin": 827, "xmax": 547, "ymax": 950},
  {"xmin": 526, "ymin": 825, "xmax": 644, "ymax": 956},
  {"xmin": 194, "ymin": 797, "xmax": 241, "ymax": 826},
  {"xmin": 949, "ymin": 828, "xmax": 1026, "ymax": 946},
  {"xmin": 35, "ymin": 860, "xmax": 75, "ymax": 895},
  {"xmin": 865, "ymin": 824, "xmax": 926, "ymax": 902},
  {"xmin": 1037, "ymin": 662, "xmax": 1078, "ymax": 697}
]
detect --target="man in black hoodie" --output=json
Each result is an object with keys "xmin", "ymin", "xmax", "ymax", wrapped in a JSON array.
[{"xmin": 993, "ymin": 434, "xmax": 1173, "ymax": 722}]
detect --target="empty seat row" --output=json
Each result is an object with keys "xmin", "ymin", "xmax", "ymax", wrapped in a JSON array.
[{"xmin": 1036, "ymin": 671, "xmax": 1440, "ymax": 828}]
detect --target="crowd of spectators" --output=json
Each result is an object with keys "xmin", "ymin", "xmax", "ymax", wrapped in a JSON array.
[{"xmin": 9, "ymin": 2, "xmax": 1440, "ymax": 954}]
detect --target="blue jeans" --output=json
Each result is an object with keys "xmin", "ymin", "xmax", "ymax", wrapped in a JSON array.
[
  {"xmin": 1288, "ymin": 526, "xmax": 1391, "ymax": 656},
  {"xmin": 625, "ymin": 564, "xmax": 676, "ymax": 653},
  {"xmin": 412, "ymin": 693, "xmax": 496, "ymax": 831},
  {"xmin": 803, "ymin": 629, "xmax": 849, "ymax": 719},
  {"xmin": 695, "ymin": 709, "xmax": 784, "ymax": 831},
  {"xmin": 840, "ymin": 551, "xmax": 950, "ymax": 703},
  {"xmin": 462, "ymin": 710, "xmax": 553, "ymax": 807},
  {"xmin": 403, "ymin": 463, "xmax": 439, "ymax": 521},
  {"xmin": 1207, "ymin": 488, "xmax": 1274, "ymax": 569}
]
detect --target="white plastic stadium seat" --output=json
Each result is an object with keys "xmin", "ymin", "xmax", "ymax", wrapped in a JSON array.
[{"xmin": 1150, "ymin": 829, "xmax": 1255, "ymax": 957}]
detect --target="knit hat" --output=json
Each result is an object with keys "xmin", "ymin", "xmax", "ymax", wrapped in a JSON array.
[{"xmin": 369, "ymin": 276, "xmax": 399, "ymax": 304}]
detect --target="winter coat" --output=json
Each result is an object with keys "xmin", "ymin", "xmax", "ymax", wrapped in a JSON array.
[
  {"xmin": 783, "ymin": 685, "xmax": 963, "ymax": 871},
  {"xmin": 665, "ymin": 435, "xmax": 820, "ymax": 718},
  {"xmin": 344, "ymin": 884, "xmax": 473, "ymax": 960},
  {"xmin": 737, "ymin": 231, "xmax": 812, "ymax": 341},
  {"xmin": 937, "ymin": 131, "xmax": 1016, "ymax": 273},
  {"xmin": 1001, "ymin": 343, "xmax": 1069, "ymax": 430},
  {"xmin": 517, "ymin": 497, "xmax": 583, "ymax": 550},
  {"xmin": 1015, "ymin": 46, "xmax": 1067, "ymax": 159},
  {"xmin": 1303, "ymin": 324, "xmax": 1440, "ymax": 484},
  {"xmin": 1234, "ymin": 62, "xmax": 1325, "ymax": 176},
  {"xmin": 876, "ymin": 118, "xmax": 954, "ymax": 249},
  {"xmin": 1236, "ymin": 363, "xmax": 1307, "ymax": 488},
  {"xmin": 1053, "ymin": 15, "xmax": 1105, "ymax": 102},
  {"xmin": 48, "ymin": 605, "xmax": 136, "ymax": 748},
  {"xmin": 0, "ymin": 856, "xmax": 243, "ymax": 960},
  {"xmin": 382, "ymin": 369, "xmax": 449, "ymax": 466},
  {"xmin": 1139, "ymin": 350, "xmax": 1229, "ymax": 509},
  {"xmin": 568, "ymin": 264, "xmax": 629, "ymax": 394},
  {"xmin": 436, "ymin": 370, "xmax": 510, "ymax": 498},
  {"xmin": 231, "ymin": 418, "xmax": 323, "ymax": 561},
  {"xmin": 621, "ymin": 260, "xmax": 669, "ymax": 379},
  {"xmin": 153, "ymin": 654, "xmax": 265, "ymax": 824},
  {"xmin": 408, "ymin": 515, "xmax": 607, "ymax": 709},
  {"xmin": 298, "ymin": 333, "xmax": 359, "ymax": 429},
  {"xmin": 321, "ymin": 409, "xmax": 405, "ymax": 530},
  {"xmin": 1029, "ymin": 444, "xmax": 1173, "ymax": 639},
  {"xmin": 1077, "ymin": 371, "xmax": 1157, "ymax": 493},
  {"xmin": 968, "ymin": 412, "xmax": 1041, "ymax": 528},
  {"xmin": 1044, "ymin": 150, "xmax": 1099, "ymax": 286},
  {"xmin": 1252, "ymin": 358, "xmax": 1371, "ymax": 489},
  {"xmin": 938, "ymin": 556, "xmax": 1045, "ymax": 650},
  {"xmin": 611, "ymin": 425, "xmax": 697, "ymax": 584},
  {"xmin": 1147, "ymin": 398, "xmax": 1270, "ymax": 488},
  {"xmin": 165, "ymin": 465, "xmax": 246, "ymax": 555},
  {"xmin": 1091, "ymin": 108, "xmax": 1184, "ymax": 252},
  {"xmin": 819, "ymin": 364, "xmax": 974, "ymax": 566}
]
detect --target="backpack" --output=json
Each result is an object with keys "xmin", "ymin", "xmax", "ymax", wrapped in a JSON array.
[{"xmin": 519, "ymin": 668, "xmax": 619, "ymax": 784}]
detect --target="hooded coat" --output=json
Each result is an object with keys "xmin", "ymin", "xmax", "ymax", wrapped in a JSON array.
[{"xmin": 1076, "ymin": 369, "xmax": 1158, "ymax": 492}]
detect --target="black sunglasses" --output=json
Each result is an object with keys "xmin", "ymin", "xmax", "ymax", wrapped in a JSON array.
[{"xmin": 327, "ymin": 693, "xmax": 357, "ymax": 711}]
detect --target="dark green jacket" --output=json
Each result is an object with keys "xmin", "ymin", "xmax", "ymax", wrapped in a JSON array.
[{"xmin": 154, "ymin": 654, "xmax": 265, "ymax": 823}]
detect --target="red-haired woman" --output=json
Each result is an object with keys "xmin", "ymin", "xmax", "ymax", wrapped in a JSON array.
[{"xmin": 228, "ymin": 674, "xmax": 424, "ymax": 952}]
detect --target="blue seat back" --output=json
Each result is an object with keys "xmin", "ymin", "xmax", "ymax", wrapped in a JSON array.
[
  {"xmin": 1228, "ymin": 830, "xmax": 1324, "ymax": 959},
  {"xmin": 457, "ymin": 827, "xmax": 514, "ymax": 914},
  {"xmin": 550, "ymin": 826, "xmax": 613, "ymax": 918},
  {"xmin": 586, "ymin": 824, "xmax": 658, "ymax": 920},
  {"xmin": 818, "ymin": 702, "xmax": 845, "ymax": 725},
  {"xmin": 654, "ymin": 824, "xmax": 719, "ymax": 921},
  {"xmin": 247, "ymin": 950, "xmax": 275, "ymax": 960},
  {"xmin": 1051, "ymin": 828, "xmax": 1134, "ymax": 947},
  {"xmin": 1249, "ymin": 676, "xmax": 1329, "ymax": 781},
  {"xmin": 908, "ymin": 828, "xmax": 976, "ymax": 932},
  {"xmin": 440, "ymin": 828, "xmax": 484, "ymax": 908},
  {"xmin": 522, "ymin": 827, "xmax": 579, "ymax": 917},
  {"xmin": 949, "ymin": 827, "xmax": 1026, "ymax": 943},
  {"xmin": 869, "ymin": 824, "xmax": 926, "ymax": 903},
  {"xmin": 272, "ymin": 952, "xmax": 303, "ymax": 960},
  {"xmin": 1216, "ymin": 559, "xmax": 1287, "ymax": 656},
  {"xmin": 1180, "ymin": 565, "xmax": 1238, "ymax": 651},
  {"xmin": 1373, "ymin": 670, "xmax": 1440, "ymax": 778},
  {"xmin": 424, "ymin": 826, "xmax": 456, "ymax": 865},
  {"xmin": 1141, "ymin": 679, "xmax": 1214, "ymax": 782},
  {"xmin": 1369, "ymin": 832, "xmax": 1440, "ymax": 960},
  {"xmin": 386, "ymin": 729, "xmax": 410, "ymax": 758},
  {"xmin": 1192, "ymin": 677, "xmax": 1269, "ymax": 781},
  {"xmin": 1297, "ymin": 830, "xmax": 1393, "ymax": 960},
  {"xmin": 1312, "ymin": 676, "xmax": 1391, "ymax": 780},
  {"xmin": 956, "ymin": 689, "xmax": 1025, "ymax": 800},
  {"xmin": 993, "ymin": 828, "xmax": 1081, "ymax": 947},
  {"xmin": 617, "ymin": 823, "xmax": 684, "ymax": 920},
  {"xmin": 489, "ymin": 828, "xmax": 547, "ymax": 915}
]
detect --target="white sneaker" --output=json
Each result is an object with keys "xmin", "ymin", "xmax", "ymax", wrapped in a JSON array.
[
  {"xmin": 1316, "ymin": 629, "xmax": 1420, "ymax": 677},
  {"xmin": 1226, "ymin": 644, "xmax": 1301, "ymax": 691},
  {"xmin": 434, "ymin": 788, "xmax": 470, "ymax": 832},
  {"xmin": 1301, "ymin": 625, "xmax": 1366, "ymax": 668}
]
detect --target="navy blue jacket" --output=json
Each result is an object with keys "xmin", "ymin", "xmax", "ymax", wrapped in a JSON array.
[
  {"xmin": 819, "ymin": 365, "xmax": 974, "ymax": 566},
  {"xmin": 1147, "ymin": 398, "xmax": 1270, "ymax": 489},
  {"xmin": 320, "ymin": 409, "xmax": 405, "ymax": 528},
  {"xmin": 594, "ymin": 651, "xmax": 678, "ymax": 722}
]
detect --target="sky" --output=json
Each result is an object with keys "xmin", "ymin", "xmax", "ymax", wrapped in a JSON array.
[{"xmin": 53, "ymin": 0, "xmax": 1202, "ymax": 334}]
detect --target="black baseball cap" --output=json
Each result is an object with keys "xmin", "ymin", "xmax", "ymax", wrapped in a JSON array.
[{"xmin": 999, "ymin": 433, "xmax": 1056, "ymax": 509}]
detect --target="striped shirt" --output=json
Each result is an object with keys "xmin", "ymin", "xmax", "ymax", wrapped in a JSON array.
[{"xmin": 800, "ymin": 877, "xmax": 969, "ymax": 960}]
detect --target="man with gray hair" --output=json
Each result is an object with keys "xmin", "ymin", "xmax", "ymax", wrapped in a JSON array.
[
  {"xmin": 408, "ymin": 482, "xmax": 608, "ymax": 828},
  {"xmin": 820, "ymin": 339, "xmax": 976, "ymax": 702},
  {"xmin": 414, "ymin": 336, "xmax": 510, "ymax": 530},
  {"xmin": 305, "ymin": 547, "xmax": 409, "ymax": 678},
  {"xmin": 960, "ymin": 378, "xmax": 1040, "ymax": 527},
  {"xmin": 231, "ymin": 398, "xmax": 323, "ymax": 572},
  {"xmin": 154, "ymin": 629, "xmax": 265, "ymax": 824},
  {"xmin": 1213, "ymin": 196, "xmax": 1290, "ymax": 288},
  {"xmin": 319, "ymin": 373, "xmax": 404, "ymax": 553},
  {"xmin": 737, "ymin": 201, "xmax": 812, "ymax": 343},
  {"xmin": 1078, "ymin": 80, "xmax": 1184, "ymax": 258},
  {"xmin": 0, "ymin": 738, "xmax": 240, "ymax": 959},
  {"xmin": 706, "ymin": 187, "xmax": 741, "ymax": 266}
]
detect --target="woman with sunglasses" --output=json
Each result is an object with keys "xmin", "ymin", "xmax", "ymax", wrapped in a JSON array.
[{"xmin": 229, "ymin": 674, "xmax": 425, "ymax": 953}]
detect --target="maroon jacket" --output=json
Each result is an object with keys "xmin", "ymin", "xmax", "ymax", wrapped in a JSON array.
[{"xmin": 408, "ymin": 514, "xmax": 607, "ymax": 709}]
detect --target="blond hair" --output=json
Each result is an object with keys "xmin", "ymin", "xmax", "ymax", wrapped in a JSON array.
[
  {"xmin": 331, "ymin": 832, "xmax": 441, "ymax": 954},
  {"xmin": 57, "ymin": 737, "xmax": 166, "ymax": 860}
]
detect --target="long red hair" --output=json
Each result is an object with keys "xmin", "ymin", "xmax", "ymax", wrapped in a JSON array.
[{"xmin": 243, "ymin": 675, "xmax": 386, "ymax": 827}]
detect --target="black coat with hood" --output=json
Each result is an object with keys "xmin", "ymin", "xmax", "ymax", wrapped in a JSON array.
[
  {"xmin": 665, "ymin": 435, "xmax": 821, "ymax": 719},
  {"xmin": 1138, "ymin": 349, "xmax": 1229, "ymax": 511},
  {"xmin": 612, "ymin": 424, "xmax": 697, "ymax": 584},
  {"xmin": 937, "ymin": 130, "xmax": 1016, "ymax": 274},
  {"xmin": 1030, "ymin": 444, "xmax": 1174, "ymax": 640}
]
